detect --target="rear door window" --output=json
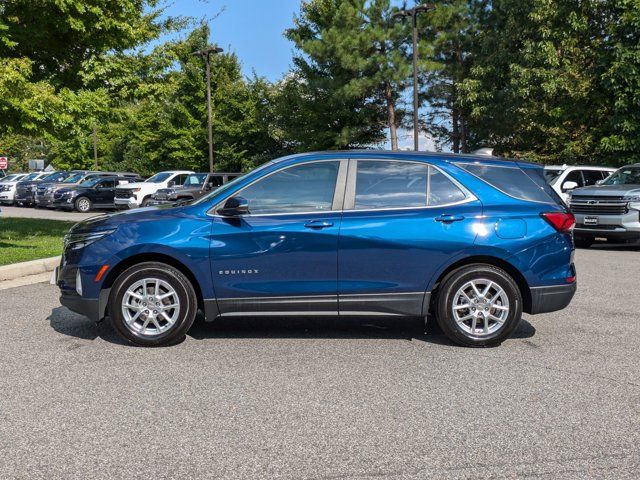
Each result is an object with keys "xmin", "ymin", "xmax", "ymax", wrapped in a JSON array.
[{"xmin": 354, "ymin": 160, "xmax": 428, "ymax": 209}]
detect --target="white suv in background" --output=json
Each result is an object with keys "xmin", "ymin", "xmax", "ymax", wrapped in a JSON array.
[
  {"xmin": 0, "ymin": 173, "xmax": 28, "ymax": 205},
  {"xmin": 114, "ymin": 170, "xmax": 195, "ymax": 209},
  {"xmin": 544, "ymin": 165, "xmax": 616, "ymax": 204}
]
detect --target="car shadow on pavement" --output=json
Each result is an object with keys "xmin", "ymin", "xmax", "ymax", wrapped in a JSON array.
[
  {"xmin": 187, "ymin": 315, "xmax": 537, "ymax": 347},
  {"xmin": 48, "ymin": 307, "xmax": 536, "ymax": 348},
  {"xmin": 48, "ymin": 306, "xmax": 130, "ymax": 346}
]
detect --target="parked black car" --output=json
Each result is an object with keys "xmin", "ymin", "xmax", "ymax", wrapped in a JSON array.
[
  {"xmin": 36, "ymin": 171, "xmax": 138, "ymax": 208},
  {"xmin": 148, "ymin": 172, "xmax": 239, "ymax": 206},
  {"xmin": 14, "ymin": 171, "xmax": 58, "ymax": 206},
  {"xmin": 53, "ymin": 174, "xmax": 143, "ymax": 212}
]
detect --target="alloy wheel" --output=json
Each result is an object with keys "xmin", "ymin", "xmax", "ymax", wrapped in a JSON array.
[
  {"xmin": 451, "ymin": 278, "xmax": 510, "ymax": 336},
  {"xmin": 121, "ymin": 278, "xmax": 181, "ymax": 337}
]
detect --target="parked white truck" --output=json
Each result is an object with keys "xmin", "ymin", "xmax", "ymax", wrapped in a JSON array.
[{"xmin": 114, "ymin": 170, "xmax": 195, "ymax": 209}]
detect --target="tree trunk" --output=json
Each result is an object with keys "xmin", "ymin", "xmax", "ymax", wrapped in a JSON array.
[
  {"xmin": 451, "ymin": 102, "xmax": 460, "ymax": 153},
  {"xmin": 385, "ymin": 84, "xmax": 398, "ymax": 150},
  {"xmin": 460, "ymin": 112, "xmax": 468, "ymax": 153}
]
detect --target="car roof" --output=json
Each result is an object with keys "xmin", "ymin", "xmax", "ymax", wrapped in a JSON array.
[{"xmin": 273, "ymin": 150, "xmax": 540, "ymax": 168}]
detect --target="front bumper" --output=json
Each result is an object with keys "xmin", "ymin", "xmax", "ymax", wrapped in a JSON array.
[
  {"xmin": 36, "ymin": 192, "xmax": 56, "ymax": 207},
  {"xmin": 114, "ymin": 197, "xmax": 138, "ymax": 209},
  {"xmin": 56, "ymin": 263, "xmax": 111, "ymax": 322},
  {"xmin": 529, "ymin": 283, "xmax": 577, "ymax": 315},
  {"xmin": 53, "ymin": 197, "xmax": 76, "ymax": 209},
  {"xmin": 573, "ymin": 210, "xmax": 640, "ymax": 240},
  {"xmin": 147, "ymin": 198, "xmax": 176, "ymax": 206},
  {"xmin": 0, "ymin": 192, "xmax": 15, "ymax": 203},
  {"xmin": 15, "ymin": 192, "xmax": 36, "ymax": 205}
]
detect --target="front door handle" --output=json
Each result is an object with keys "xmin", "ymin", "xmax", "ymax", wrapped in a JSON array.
[
  {"xmin": 304, "ymin": 220, "xmax": 334, "ymax": 229},
  {"xmin": 435, "ymin": 214, "xmax": 465, "ymax": 223}
]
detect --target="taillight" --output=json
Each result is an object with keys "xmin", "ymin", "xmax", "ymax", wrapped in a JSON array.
[{"xmin": 541, "ymin": 212, "xmax": 575, "ymax": 233}]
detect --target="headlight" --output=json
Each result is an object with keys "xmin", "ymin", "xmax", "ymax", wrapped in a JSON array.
[
  {"xmin": 64, "ymin": 229, "xmax": 116, "ymax": 251},
  {"xmin": 623, "ymin": 195, "xmax": 640, "ymax": 202},
  {"xmin": 46, "ymin": 187, "xmax": 53, "ymax": 193}
]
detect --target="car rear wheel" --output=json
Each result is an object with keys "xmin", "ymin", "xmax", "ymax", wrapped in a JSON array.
[
  {"xmin": 75, "ymin": 196, "xmax": 92, "ymax": 213},
  {"xmin": 436, "ymin": 264, "xmax": 523, "ymax": 347},
  {"xmin": 108, "ymin": 262, "xmax": 198, "ymax": 347}
]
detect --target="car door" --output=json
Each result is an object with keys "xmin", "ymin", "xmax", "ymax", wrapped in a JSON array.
[
  {"xmin": 210, "ymin": 159, "xmax": 347, "ymax": 315},
  {"xmin": 338, "ymin": 158, "xmax": 482, "ymax": 317},
  {"xmin": 95, "ymin": 178, "xmax": 116, "ymax": 206}
]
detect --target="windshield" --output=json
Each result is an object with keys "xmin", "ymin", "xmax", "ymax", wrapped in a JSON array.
[
  {"xmin": 602, "ymin": 167, "xmax": 640, "ymax": 186},
  {"xmin": 145, "ymin": 172, "xmax": 172, "ymax": 183},
  {"xmin": 43, "ymin": 172, "xmax": 68, "ymax": 183},
  {"xmin": 79, "ymin": 177, "xmax": 104, "ymax": 188},
  {"xmin": 543, "ymin": 169, "xmax": 563, "ymax": 184},
  {"xmin": 62, "ymin": 173, "xmax": 86, "ymax": 183},
  {"xmin": 0, "ymin": 174, "xmax": 18, "ymax": 183},
  {"xmin": 21, "ymin": 172, "xmax": 41, "ymax": 181},
  {"xmin": 184, "ymin": 174, "xmax": 207, "ymax": 186}
]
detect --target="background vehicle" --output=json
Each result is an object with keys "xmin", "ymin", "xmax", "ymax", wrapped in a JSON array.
[
  {"xmin": 13, "ymin": 171, "xmax": 49, "ymax": 206},
  {"xmin": 56, "ymin": 152, "xmax": 576, "ymax": 348},
  {"xmin": 544, "ymin": 165, "xmax": 616, "ymax": 204},
  {"xmin": 18, "ymin": 171, "xmax": 69, "ymax": 207},
  {"xmin": 0, "ymin": 173, "xmax": 28, "ymax": 205},
  {"xmin": 569, "ymin": 163, "xmax": 640, "ymax": 247},
  {"xmin": 149, "ymin": 172, "xmax": 240, "ymax": 206},
  {"xmin": 35, "ymin": 170, "xmax": 91, "ymax": 208},
  {"xmin": 36, "ymin": 171, "xmax": 136, "ymax": 208},
  {"xmin": 114, "ymin": 170, "xmax": 195, "ymax": 208},
  {"xmin": 53, "ymin": 174, "xmax": 143, "ymax": 212}
]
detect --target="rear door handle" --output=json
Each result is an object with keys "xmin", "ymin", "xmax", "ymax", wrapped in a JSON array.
[
  {"xmin": 304, "ymin": 220, "xmax": 334, "ymax": 229},
  {"xmin": 435, "ymin": 214, "xmax": 465, "ymax": 223}
]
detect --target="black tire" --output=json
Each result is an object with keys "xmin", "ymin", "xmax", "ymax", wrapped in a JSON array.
[
  {"xmin": 574, "ymin": 236, "xmax": 593, "ymax": 248},
  {"xmin": 74, "ymin": 196, "xmax": 92, "ymax": 213},
  {"xmin": 435, "ymin": 264, "xmax": 523, "ymax": 347},
  {"xmin": 108, "ymin": 262, "xmax": 198, "ymax": 347},
  {"xmin": 141, "ymin": 196, "xmax": 151, "ymax": 207}
]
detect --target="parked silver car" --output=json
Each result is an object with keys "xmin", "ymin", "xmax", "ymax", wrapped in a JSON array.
[{"xmin": 569, "ymin": 163, "xmax": 640, "ymax": 247}]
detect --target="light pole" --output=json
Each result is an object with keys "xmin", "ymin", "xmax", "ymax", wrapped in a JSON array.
[
  {"xmin": 393, "ymin": 4, "xmax": 435, "ymax": 151},
  {"xmin": 192, "ymin": 46, "xmax": 224, "ymax": 173}
]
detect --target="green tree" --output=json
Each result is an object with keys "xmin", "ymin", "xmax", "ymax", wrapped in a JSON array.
[{"xmin": 285, "ymin": 0, "xmax": 413, "ymax": 150}]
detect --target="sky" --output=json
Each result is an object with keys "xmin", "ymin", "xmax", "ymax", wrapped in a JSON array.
[
  {"xmin": 159, "ymin": 0, "xmax": 434, "ymax": 150},
  {"xmin": 161, "ymin": 0, "xmax": 301, "ymax": 82}
]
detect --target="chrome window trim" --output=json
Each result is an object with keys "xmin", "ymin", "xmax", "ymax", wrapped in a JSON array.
[{"xmin": 207, "ymin": 158, "xmax": 346, "ymax": 217}]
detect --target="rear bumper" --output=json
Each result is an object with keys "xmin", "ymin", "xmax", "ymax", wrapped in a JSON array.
[{"xmin": 529, "ymin": 283, "xmax": 577, "ymax": 315}]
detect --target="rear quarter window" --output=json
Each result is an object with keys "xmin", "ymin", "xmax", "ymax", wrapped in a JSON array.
[{"xmin": 458, "ymin": 163, "xmax": 561, "ymax": 204}]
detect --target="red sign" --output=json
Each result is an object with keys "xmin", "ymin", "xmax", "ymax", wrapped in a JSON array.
[{"xmin": 0, "ymin": 157, "xmax": 7, "ymax": 170}]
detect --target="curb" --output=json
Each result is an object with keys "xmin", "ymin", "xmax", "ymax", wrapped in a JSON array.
[{"xmin": 0, "ymin": 256, "xmax": 61, "ymax": 282}]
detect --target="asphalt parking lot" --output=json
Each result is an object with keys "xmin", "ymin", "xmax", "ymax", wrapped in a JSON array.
[
  {"xmin": 0, "ymin": 246, "xmax": 638, "ymax": 479},
  {"xmin": 0, "ymin": 205, "xmax": 103, "ymax": 221}
]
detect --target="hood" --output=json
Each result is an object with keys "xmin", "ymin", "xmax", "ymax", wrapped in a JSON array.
[
  {"xmin": 70, "ymin": 204, "xmax": 188, "ymax": 233},
  {"xmin": 116, "ymin": 181, "xmax": 148, "ymax": 189},
  {"xmin": 571, "ymin": 184, "xmax": 640, "ymax": 197}
]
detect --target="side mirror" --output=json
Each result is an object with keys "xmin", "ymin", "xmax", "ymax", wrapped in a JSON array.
[
  {"xmin": 218, "ymin": 196, "xmax": 249, "ymax": 216},
  {"xmin": 168, "ymin": 181, "xmax": 176, "ymax": 187},
  {"xmin": 562, "ymin": 181, "xmax": 579, "ymax": 192},
  {"xmin": 596, "ymin": 179, "xmax": 604, "ymax": 185}
]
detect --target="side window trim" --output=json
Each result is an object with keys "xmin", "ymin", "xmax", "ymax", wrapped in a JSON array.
[
  {"xmin": 343, "ymin": 158, "xmax": 475, "ymax": 212},
  {"xmin": 209, "ymin": 159, "xmax": 348, "ymax": 217}
]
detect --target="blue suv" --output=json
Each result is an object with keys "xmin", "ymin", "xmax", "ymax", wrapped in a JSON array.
[{"xmin": 55, "ymin": 152, "xmax": 577, "ymax": 347}]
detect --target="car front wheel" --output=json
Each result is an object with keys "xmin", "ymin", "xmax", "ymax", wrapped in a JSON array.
[
  {"xmin": 75, "ymin": 196, "xmax": 92, "ymax": 213},
  {"xmin": 436, "ymin": 264, "xmax": 523, "ymax": 347},
  {"xmin": 108, "ymin": 262, "xmax": 198, "ymax": 347}
]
